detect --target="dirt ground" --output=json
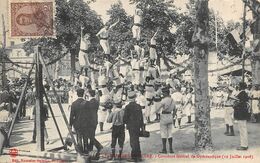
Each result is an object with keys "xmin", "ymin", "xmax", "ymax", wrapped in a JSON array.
[{"xmin": 1, "ymin": 104, "xmax": 260, "ymax": 163}]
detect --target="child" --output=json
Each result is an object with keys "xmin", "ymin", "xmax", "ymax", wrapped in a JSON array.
[{"xmin": 107, "ymin": 100, "xmax": 125, "ymax": 160}]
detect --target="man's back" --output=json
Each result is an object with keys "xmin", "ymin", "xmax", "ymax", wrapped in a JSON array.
[
  {"xmin": 70, "ymin": 98, "xmax": 85, "ymax": 130},
  {"xmin": 88, "ymin": 98, "xmax": 99, "ymax": 126},
  {"xmin": 123, "ymin": 102, "xmax": 143, "ymax": 129},
  {"xmin": 77, "ymin": 98, "xmax": 99, "ymax": 130}
]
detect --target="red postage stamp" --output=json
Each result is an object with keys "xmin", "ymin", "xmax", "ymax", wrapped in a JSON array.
[{"xmin": 10, "ymin": 0, "xmax": 55, "ymax": 38}]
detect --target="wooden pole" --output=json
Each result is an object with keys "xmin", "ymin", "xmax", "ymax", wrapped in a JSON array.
[
  {"xmin": 7, "ymin": 65, "xmax": 34, "ymax": 140},
  {"xmin": 43, "ymin": 89, "xmax": 65, "ymax": 146},
  {"xmin": 1, "ymin": 14, "xmax": 7, "ymax": 90},
  {"xmin": 38, "ymin": 52, "xmax": 79, "ymax": 152},
  {"xmin": 35, "ymin": 46, "xmax": 44, "ymax": 151}
]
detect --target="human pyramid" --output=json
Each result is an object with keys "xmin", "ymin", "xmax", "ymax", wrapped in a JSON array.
[{"xmin": 70, "ymin": 2, "xmax": 194, "ymax": 161}]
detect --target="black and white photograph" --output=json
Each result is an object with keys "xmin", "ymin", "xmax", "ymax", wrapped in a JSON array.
[{"xmin": 0, "ymin": 0, "xmax": 260, "ymax": 162}]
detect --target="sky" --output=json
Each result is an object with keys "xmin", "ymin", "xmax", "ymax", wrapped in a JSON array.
[
  {"xmin": 0, "ymin": 0, "xmax": 253, "ymax": 46},
  {"xmin": 88, "ymin": 0, "xmax": 250, "ymax": 23}
]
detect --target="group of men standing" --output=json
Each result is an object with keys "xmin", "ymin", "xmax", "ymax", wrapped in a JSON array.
[
  {"xmin": 69, "ymin": 87, "xmax": 145, "ymax": 162},
  {"xmin": 69, "ymin": 88, "xmax": 103, "ymax": 154}
]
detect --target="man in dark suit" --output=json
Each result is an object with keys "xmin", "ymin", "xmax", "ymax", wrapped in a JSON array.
[
  {"xmin": 79, "ymin": 89, "xmax": 103, "ymax": 154},
  {"xmin": 69, "ymin": 88, "xmax": 86, "ymax": 152},
  {"xmin": 123, "ymin": 90, "xmax": 144, "ymax": 162}
]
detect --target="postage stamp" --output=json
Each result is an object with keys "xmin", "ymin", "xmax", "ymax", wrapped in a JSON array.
[{"xmin": 9, "ymin": 0, "xmax": 55, "ymax": 38}]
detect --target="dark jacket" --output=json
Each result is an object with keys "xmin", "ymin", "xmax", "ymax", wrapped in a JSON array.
[
  {"xmin": 80, "ymin": 98, "xmax": 99, "ymax": 128},
  {"xmin": 69, "ymin": 98, "xmax": 85, "ymax": 130},
  {"xmin": 123, "ymin": 101, "xmax": 144, "ymax": 130},
  {"xmin": 234, "ymin": 90, "xmax": 250, "ymax": 120},
  {"xmin": 77, "ymin": 98, "xmax": 99, "ymax": 138}
]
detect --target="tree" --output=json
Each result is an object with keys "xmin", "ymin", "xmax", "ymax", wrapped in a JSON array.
[
  {"xmin": 245, "ymin": 0, "xmax": 260, "ymax": 88},
  {"xmin": 24, "ymin": 0, "xmax": 103, "ymax": 78},
  {"xmin": 192, "ymin": 0, "xmax": 213, "ymax": 151},
  {"xmin": 106, "ymin": 1, "xmax": 132, "ymax": 58}
]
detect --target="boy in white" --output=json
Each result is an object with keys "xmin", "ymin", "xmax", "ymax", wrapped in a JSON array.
[
  {"xmin": 132, "ymin": 7, "xmax": 143, "ymax": 41},
  {"xmin": 78, "ymin": 27, "xmax": 91, "ymax": 75},
  {"xmin": 96, "ymin": 20, "xmax": 119, "ymax": 55}
]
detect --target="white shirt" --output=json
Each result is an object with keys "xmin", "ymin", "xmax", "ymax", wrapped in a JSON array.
[
  {"xmin": 134, "ymin": 10, "xmax": 142, "ymax": 24},
  {"xmin": 131, "ymin": 59, "xmax": 140, "ymax": 70},
  {"xmin": 136, "ymin": 93, "xmax": 146, "ymax": 107},
  {"xmin": 80, "ymin": 36, "xmax": 90, "ymax": 50}
]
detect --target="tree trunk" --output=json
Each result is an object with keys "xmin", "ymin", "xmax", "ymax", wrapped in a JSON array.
[
  {"xmin": 251, "ymin": 9, "xmax": 260, "ymax": 88},
  {"xmin": 192, "ymin": 0, "xmax": 213, "ymax": 151},
  {"xmin": 70, "ymin": 49, "xmax": 76, "ymax": 81}
]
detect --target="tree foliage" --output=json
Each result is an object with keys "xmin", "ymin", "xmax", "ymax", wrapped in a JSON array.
[
  {"xmin": 23, "ymin": 0, "xmax": 103, "ymax": 67},
  {"xmin": 106, "ymin": 1, "xmax": 132, "ymax": 58}
]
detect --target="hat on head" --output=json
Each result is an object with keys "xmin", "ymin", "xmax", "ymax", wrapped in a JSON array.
[{"xmin": 128, "ymin": 90, "xmax": 137, "ymax": 99}]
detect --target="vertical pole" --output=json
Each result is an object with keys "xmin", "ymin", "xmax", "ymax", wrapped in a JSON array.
[
  {"xmin": 38, "ymin": 52, "xmax": 79, "ymax": 153},
  {"xmin": 43, "ymin": 89, "xmax": 65, "ymax": 146},
  {"xmin": 7, "ymin": 65, "xmax": 34, "ymax": 140},
  {"xmin": 35, "ymin": 46, "xmax": 45, "ymax": 151},
  {"xmin": 1, "ymin": 14, "xmax": 7, "ymax": 90},
  {"xmin": 241, "ymin": 2, "xmax": 247, "ymax": 83},
  {"xmin": 215, "ymin": 11, "xmax": 218, "ymax": 52}
]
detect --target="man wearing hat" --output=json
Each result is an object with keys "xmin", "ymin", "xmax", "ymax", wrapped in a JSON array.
[
  {"xmin": 234, "ymin": 82, "xmax": 250, "ymax": 150},
  {"xmin": 107, "ymin": 99, "xmax": 125, "ymax": 160},
  {"xmin": 123, "ymin": 90, "xmax": 144, "ymax": 162},
  {"xmin": 154, "ymin": 86, "xmax": 176, "ymax": 154},
  {"xmin": 78, "ymin": 89, "xmax": 103, "ymax": 154}
]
